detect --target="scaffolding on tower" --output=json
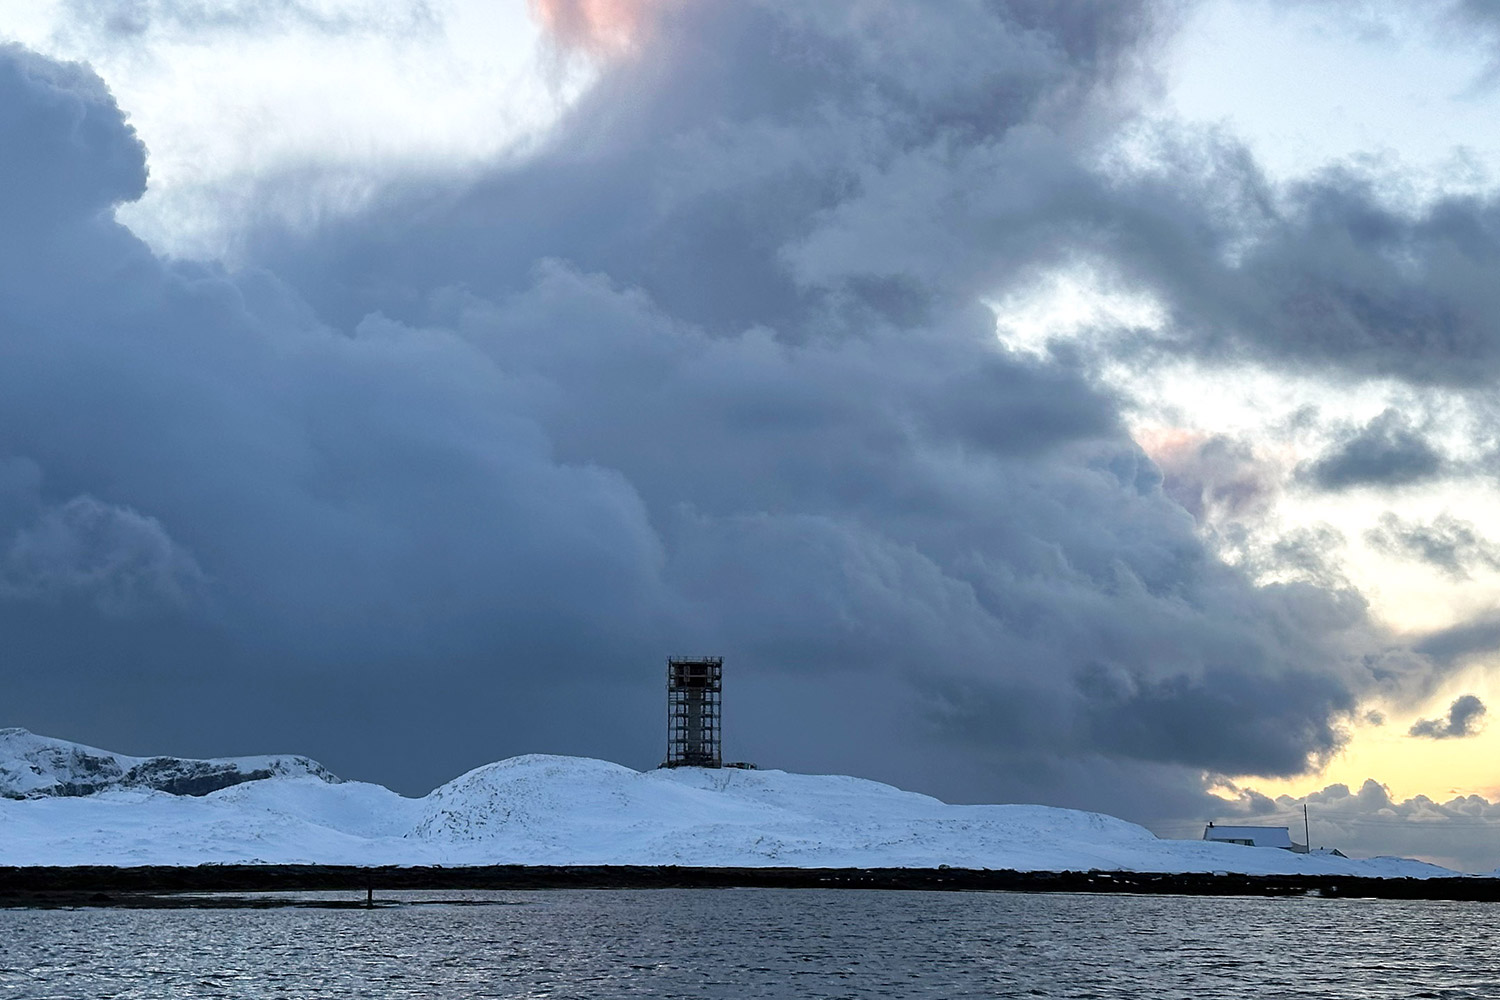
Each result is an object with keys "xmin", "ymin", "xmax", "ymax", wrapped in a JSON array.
[{"xmin": 663, "ymin": 656, "xmax": 722, "ymax": 768}]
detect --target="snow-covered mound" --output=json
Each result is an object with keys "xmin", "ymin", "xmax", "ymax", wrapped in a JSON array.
[
  {"xmin": 0, "ymin": 733, "xmax": 1462, "ymax": 876},
  {"xmin": 409, "ymin": 756, "xmax": 1162, "ymax": 869},
  {"xmin": 0, "ymin": 728, "xmax": 339, "ymax": 799}
]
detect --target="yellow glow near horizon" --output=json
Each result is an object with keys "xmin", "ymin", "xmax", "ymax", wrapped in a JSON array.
[
  {"xmin": 991, "ymin": 264, "xmax": 1500, "ymax": 806},
  {"xmin": 1242, "ymin": 667, "xmax": 1500, "ymax": 804}
]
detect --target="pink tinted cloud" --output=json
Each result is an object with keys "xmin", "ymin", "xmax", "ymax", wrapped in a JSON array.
[{"xmin": 528, "ymin": 0, "xmax": 664, "ymax": 56}]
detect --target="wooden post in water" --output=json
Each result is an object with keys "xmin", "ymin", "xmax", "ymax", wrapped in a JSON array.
[{"xmin": 366, "ymin": 885, "xmax": 374, "ymax": 908}]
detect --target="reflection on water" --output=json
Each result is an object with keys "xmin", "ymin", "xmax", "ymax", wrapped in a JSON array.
[{"xmin": 2, "ymin": 889, "xmax": 1498, "ymax": 998}]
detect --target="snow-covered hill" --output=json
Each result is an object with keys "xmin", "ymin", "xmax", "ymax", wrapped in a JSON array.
[
  {"xmin": 0, "ymin": 728, "xmax": 338, "ymax": 799},
  {"xmin": 0, "ymin": 730, "xmax": 1460, "ymax": 876}
]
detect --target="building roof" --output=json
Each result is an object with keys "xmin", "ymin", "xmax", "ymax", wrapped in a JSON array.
[{"xmin": 1203, "ymin": 825, "xmax": 1294, "ymax": 848}]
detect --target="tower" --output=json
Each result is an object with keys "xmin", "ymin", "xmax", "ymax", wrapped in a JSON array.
[{"xmin": 663, "ymin": 656, "xmax": 722, "ymax": 768}]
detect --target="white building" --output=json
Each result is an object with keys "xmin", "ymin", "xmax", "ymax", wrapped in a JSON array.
[{"xmin": 1203, "ymin": 823, "xmax": 1306, "ymax": 852}]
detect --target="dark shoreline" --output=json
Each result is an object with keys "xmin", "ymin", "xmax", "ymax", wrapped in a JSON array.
[{"xmin": 2, "ymin": 865, "xmax": 1498, "ymax": 907}]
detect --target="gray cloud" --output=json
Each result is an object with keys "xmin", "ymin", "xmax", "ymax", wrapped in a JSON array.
[
  {"xmin": 1446, "ymin": 0, "xmax": 1500, "ymax": 86},
  {"xmin": 0, "ymin": 45, "xmax": 146, "ymax": 225},
  {"xmin": 1148, "ymin": 433, "xmax": 1279, "ymax": 524},
  {"xmin": 1142, "ymin": 166, "xmax": 1500, "ymax": 387},
  {"xmin": 1452, "ymin": 0, "xmax": 1500, "ymax": 34},
  {"xmin": 0, "ymin": 2, "xmax": 1461, "ymax": 830},
  {"xmin": 1366, "ymin": 512, "xmax": 1500, "ymax": 579},
  {"xmin": 1, "ymin": 495, "xmax": 207, "ymax": 617},
  {"xmin": 1300, "ymin": 409, "xmax": 1446, "ymax": 491},
  {"xmin": 1260, "ymin": 524, "xmax": 1349, "ymax": 588},
  {"xmin": 57, "ymin": 0, "xmax": 436, "ymax": 40},
  {"xmin": 252, "ymin": 0, "xmax": 1178, "ymax": 332},
  {"xmin": 1414, "ymin": 615, "xmax": 1500, "ymax": 668},
  {"xmin": 1409, "ymin": 694, "xmax": 1487, "ymax": 740}
]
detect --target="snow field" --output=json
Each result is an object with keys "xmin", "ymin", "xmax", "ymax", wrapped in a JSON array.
[{"xmin": 0, "ymin": 740, "xmax": 1459, "ymax": 876}]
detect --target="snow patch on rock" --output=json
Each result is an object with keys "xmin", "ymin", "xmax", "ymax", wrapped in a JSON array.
[{"xmin": 0, "ymin": 728, "xmax": 339, "ymax": 799}]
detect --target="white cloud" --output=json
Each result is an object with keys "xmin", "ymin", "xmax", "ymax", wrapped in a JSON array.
[
  {"xmin": 0, "ymin": 0, "xmax": 576, "ymax": 259},
  {"xmin": 1162, "ymin": 0, "xmax": 1500, "ymax": 199}
]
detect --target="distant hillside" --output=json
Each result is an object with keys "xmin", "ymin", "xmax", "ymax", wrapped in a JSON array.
[
  {"xmin": 0, "ymin": 730, "xmax": 1461, "ymax": 877},
  {"xmin": 0, "ymin": 728, "xmax": 339, "ymax": 799}
]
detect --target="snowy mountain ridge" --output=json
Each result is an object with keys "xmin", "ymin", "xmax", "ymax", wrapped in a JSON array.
[
  {"xmin": 0, "ymin": 728, "xmax": 339, "ymax": 800},
  {"xmin": 0, "ymin": 730, "xmax": 1465, "ymax": 876}
]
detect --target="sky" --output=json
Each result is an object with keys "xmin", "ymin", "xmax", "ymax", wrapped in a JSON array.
[{"xmin": 1, "ymin": 0, "xmax": 1499, "ymax": 870}]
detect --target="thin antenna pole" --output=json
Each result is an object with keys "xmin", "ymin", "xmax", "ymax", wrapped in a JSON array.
[{"xmin": 1303, "ymin": 803, "xmax": 1310, "ymax": 852}]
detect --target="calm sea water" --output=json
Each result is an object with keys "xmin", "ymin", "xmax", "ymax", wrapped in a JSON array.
[{"xmin": 1, "ymin": 889, "xmax": 1496, "ymax": 998}]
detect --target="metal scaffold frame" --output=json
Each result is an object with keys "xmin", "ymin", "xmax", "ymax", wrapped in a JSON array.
[{"xmin": 663, "ymin": 656, "xmax": 722, "ymax": 768}]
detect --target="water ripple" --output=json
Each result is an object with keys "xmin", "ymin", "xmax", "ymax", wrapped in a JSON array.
[{"xmin": 0, "ymin": 890, "xmax": 1495, "ymax": 998}]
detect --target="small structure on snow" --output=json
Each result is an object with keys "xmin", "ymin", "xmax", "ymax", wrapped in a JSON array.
[
  {"xmin": 1203, "ymin": 823, "xmax": 1307, "ymax": 852},
  {"xmin": 663, "ymin": 656, "xmax": 723, "ymax": 768},
  {"xmin": 660, "ymin": 656, "xmax": 756, "ymax": 770}
]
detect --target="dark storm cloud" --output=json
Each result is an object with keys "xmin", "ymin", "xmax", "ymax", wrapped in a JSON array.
[
  {"xmin": 0, "ymin": 41, "xmax": 675, "ymax": 781},
  {"xmin": 1366, "ymin": 512, "xmax": 1500, "ymax": 579},
  {"xmin": 1414, "ymin": 616, "xmax": 1500, "ymax": 668},
  {"xmin": 0, "ymin": 1, "xmax": 1438, "ymax": 807},
  {"xmin": 255, "ymin": 0, "xmax": 1178, "ymax": 333},
  {"xmin": 1300, "ymin": 409, "xmax": 1446, "ymax": 491},
  {"xmin": 1115, "ymin": 162, "xmax": 1500, "ymax": 387},
  {"xmin": 0, "ymin": 46, "xmax": 146, "ymax": 223},
  {"xmin": 1408, "ymin": 694, "xmax": 1487, "ymax": 740},
  {"xmin": 0, "ymin": 493, "xmax": 206, "ymax": 617},
  {"xmin": 1073, "ymin": 658, "xmax": 1353, "ymax": 775}
]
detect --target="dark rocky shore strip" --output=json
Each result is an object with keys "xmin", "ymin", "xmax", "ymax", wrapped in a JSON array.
[{"xmin": 2, "ymin": 865, "xmax": 1498, "ymax": 907}]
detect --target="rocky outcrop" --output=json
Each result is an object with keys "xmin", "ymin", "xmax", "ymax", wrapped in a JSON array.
[{"xmin": 0, "ymin": 728, "xmax": 339, "ymax": 799}]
